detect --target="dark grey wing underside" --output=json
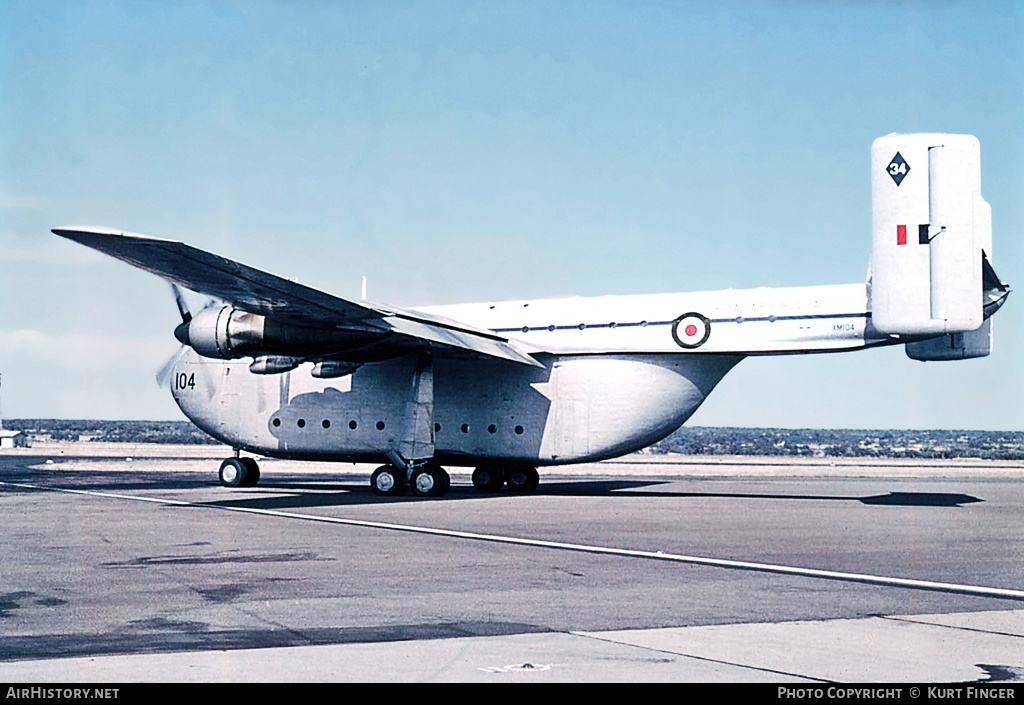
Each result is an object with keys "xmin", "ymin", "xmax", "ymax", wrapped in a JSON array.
[
  {"xmin": 54, "ymin": 226, "xmax": 389, "ymax": 328},
  {"xmin": 53, "ymin": 226, "xmax": 542, "ymax": 367}
]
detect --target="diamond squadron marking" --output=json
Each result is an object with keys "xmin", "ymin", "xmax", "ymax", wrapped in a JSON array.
[{"xmin": 887, "ymin": 152, "xmax": 910, "ymax": 186}]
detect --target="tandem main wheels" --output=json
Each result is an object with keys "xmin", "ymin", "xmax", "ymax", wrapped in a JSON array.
[
  {"xmin": 472, "ymin": 464, "xmax": 539, "ymax": 493},
  {"xmin": 371, "ymin": 463, "xmax": 450, "ymax": 498},
  {"xmin": 369, "ymin": 463, "xmax": 540, "ymax": 497}
]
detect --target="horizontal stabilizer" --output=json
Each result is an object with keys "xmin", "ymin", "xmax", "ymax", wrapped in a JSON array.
[
  {"xmin": 905, "ymin": 252, "xmax": 1009, "ymax": 361},
  {"xmin": 905, "ymin": 319, "xmax": 992, "ymax": 361}
]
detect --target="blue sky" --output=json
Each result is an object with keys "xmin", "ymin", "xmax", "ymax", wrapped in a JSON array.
[{"xmin": 1, "ymin": 0, "xmax": 1022, "ymax": 429}]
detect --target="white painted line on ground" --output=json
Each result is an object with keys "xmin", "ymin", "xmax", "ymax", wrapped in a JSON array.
[{"xmin": 5, "ymin": 480, "xmax": 1024, "ymax": 602}]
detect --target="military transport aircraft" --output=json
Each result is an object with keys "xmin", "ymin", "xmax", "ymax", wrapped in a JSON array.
[{"xmin": 54, "ymin": 133, "xmax": 1009, "ymax": 497}]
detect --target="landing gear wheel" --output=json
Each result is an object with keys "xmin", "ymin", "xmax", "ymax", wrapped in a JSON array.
[
  {"xmin": 219, "ymin": 458, "xmax": 250, "ymax": 488},
  {"xmin": 506, "ymin": 466, "xmax": 540, "ymax": 493},
  {"xmin": 239, "ymin": 457, "xmax": 260, "ymax": 487},
  {"xmin": 472, "ymin": 464, "xmax": 505, "ymax": 492},
  {"xmin": 410, "ymin": 464, "xmax": 450, "ymax": 498},
  {"xmin": 370, "ymin": 465, "xmax": 407, "ymax": 496}
]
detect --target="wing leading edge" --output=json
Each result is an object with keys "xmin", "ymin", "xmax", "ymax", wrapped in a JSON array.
[{"xmin": 53, "ymin": 226, "xmax": 543, "ymax": 368}]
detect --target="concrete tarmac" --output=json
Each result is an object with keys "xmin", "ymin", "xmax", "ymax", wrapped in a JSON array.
[{"xmin": 1, "ymin": 444, "xmax": 1023, "ymax": 683}]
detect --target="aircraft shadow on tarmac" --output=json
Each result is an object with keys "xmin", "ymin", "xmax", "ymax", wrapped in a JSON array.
[
  {"xmin": 0, "ymin": 458, "xmax": 983, "ymax": 510},
  {"xmin": 199, "ymin": 478, "xmax": 984, "ymax": 510}
]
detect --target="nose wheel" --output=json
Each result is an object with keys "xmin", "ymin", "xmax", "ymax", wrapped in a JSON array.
[{"xmin": 219, "ymin": 457, "xmax": 260, "ymax": 487}]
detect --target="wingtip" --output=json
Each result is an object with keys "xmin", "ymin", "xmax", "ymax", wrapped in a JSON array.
[
  {"xmin": 52, "ymin": 225, "xmax": 123, "ymax": 239},
  {"xmin": 52, "ymin": 225, "xmax": 166, "ymax": 242},
  {"xmin": 53, "ymin": 225, "xmax": 121, "ymax": 232}
]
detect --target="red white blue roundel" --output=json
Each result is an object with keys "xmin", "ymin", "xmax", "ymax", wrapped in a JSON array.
[{"xmin": 671, "ymin": 312, "xmax": 711, "ymax": 349}]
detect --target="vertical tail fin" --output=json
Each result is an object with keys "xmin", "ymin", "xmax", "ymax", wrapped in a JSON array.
[{"xmin": 868, "ymin": 133, "xmax": 1002, "ymax": 359}]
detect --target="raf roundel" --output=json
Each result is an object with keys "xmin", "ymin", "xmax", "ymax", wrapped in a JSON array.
[{"xmin": 671, "ymin": 312, "xmax": 711, "ymax": 349}]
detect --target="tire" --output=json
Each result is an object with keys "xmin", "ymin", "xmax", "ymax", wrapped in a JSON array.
[
  {"xmin": 472, "ymin": 465, "xmax": 505, "ymax": 492},
  {"xmin": 219, "ymin": 458, "xmax": 249, "ymax": 488},
  {"xmin": 239, "ymin": 457, "xmax": 260, "ymax": 487},
  {"xmin": 410, "ymin": 464, "xmax": 450, "ymax": 498},
  {"xmin": 506, "ymin": 466, "xmax": 539, "ymax": 493},
  {"xmin": 370, "ymin": 465, "xmax": 406, "ymax": 496}
]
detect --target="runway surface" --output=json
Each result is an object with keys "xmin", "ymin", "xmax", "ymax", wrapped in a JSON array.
[{"xmin": 1, "ymin": 443, "xmax": 1023, "ymax": 683}]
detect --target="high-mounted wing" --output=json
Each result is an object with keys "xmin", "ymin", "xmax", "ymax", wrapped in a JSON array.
[{"xmin": 53, "ymin": 226, "xmax": 542, "ymax": 368}]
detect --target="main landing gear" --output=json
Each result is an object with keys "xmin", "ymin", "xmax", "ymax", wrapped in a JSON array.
[
  {"xmin": 369, "ymin": 462, "xmax": 539, "ymax": 498},
  {"xmin": 473, "ymin": 464, "xmax": 539, "ymax": 493},
  {"xmin": 216, "ymin": 455, "xmax": 539, "ymax": 497},
  {"xmin": 370, "ymin": 462, "xmax": 450, "ymax": 498}
]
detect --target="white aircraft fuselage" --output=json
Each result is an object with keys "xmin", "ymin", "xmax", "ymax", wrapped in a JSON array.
[{"xmin": 169, "ymin": 281, "xmax": 876, "ymax": 466}]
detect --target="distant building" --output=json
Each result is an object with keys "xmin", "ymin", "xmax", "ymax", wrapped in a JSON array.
[{"xmin": 0, "ymin": 430, "xmax": 29, "ymax": 449}]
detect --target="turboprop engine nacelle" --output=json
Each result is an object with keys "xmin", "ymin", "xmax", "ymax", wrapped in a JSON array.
[
  {"xmin": 175, "ymin": 305, "xmax": 382, "ymax": 361},
  {"xmin": 176, "ymin": 305, "xmax": 261, "ymax": 359}
]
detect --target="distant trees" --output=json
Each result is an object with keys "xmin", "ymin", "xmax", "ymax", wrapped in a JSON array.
[
  {"xmin": 649, "ymin": 427, "xmax": 1024, "ymax": 460},
  {"xmin": 5, "ymin": 420, "xmax": 1024, "ymax": 459},
  {"xmin": 4, "ymin": 420, "xmax": 218, "ymax": 445}
]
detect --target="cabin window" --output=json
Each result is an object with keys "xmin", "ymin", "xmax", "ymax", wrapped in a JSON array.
[
  {"xmin": 322, "ymin": 420, "xmax": 331, "ymax": 429},
  {"xmin": 515, "ymin": 425, "xmax": 524, "ymax": 435},
  {"xmin": 297, "ymin": 419, "xmax": 306, "ymax": 428},
  {"xmin": 488, "ymin": 424, "xmax": 497, "ymax": 434},
  {"xmin": 349, "ymin": 420, "xmax": 358, "ymax": 430},
  {"xmin": 376, "ymin": 421, "xmax": 386, "ymax": 431}
]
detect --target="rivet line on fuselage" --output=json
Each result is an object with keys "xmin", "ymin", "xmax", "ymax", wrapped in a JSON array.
[{"xmin": 489, "ymin": 312, "xmax": 869, "ymax": 334}]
